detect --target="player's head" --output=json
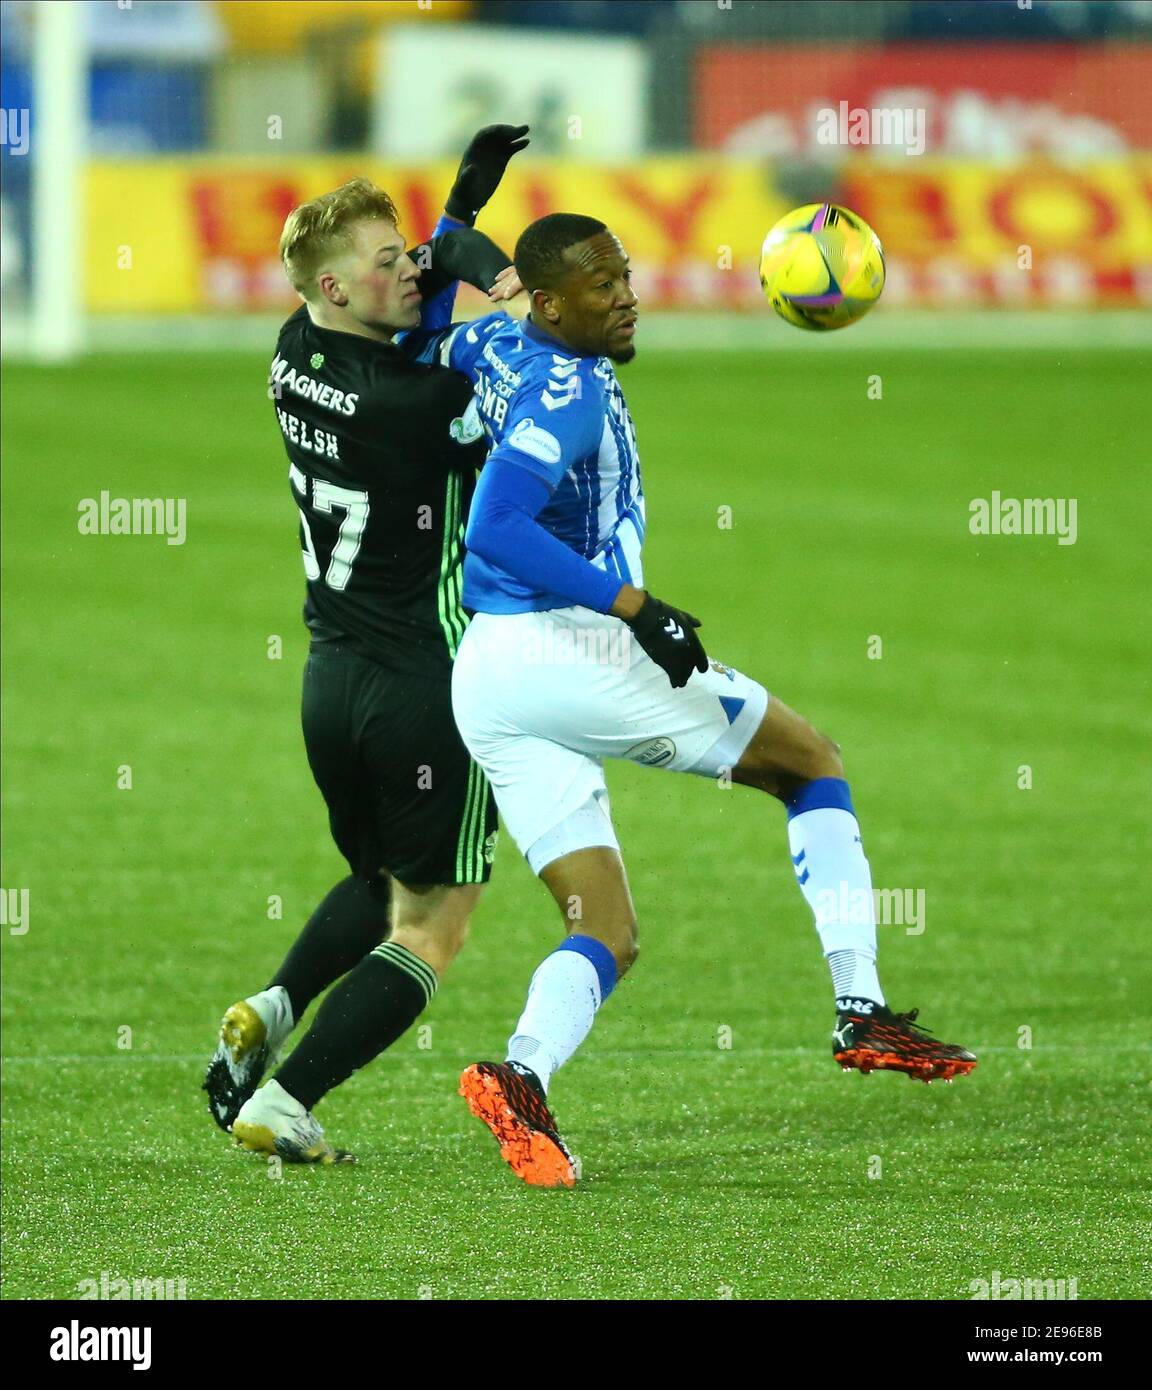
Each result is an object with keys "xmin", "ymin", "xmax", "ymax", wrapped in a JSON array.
[
  {"xmin": 279, "ymin": 179, "xmax": 422, "ymax": 338},
  {"xmin": 514, "ymin": 213, "xmax": 639, "ymax": 364}
]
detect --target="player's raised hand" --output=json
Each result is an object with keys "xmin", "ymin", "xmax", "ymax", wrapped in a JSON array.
[
  {"xmin": 445, "ymin": 124, "xmax": 530, "ymax": 226},
  {"xmin": 625, "ymin": 593, "xmax": 709, "ymax": 689}
]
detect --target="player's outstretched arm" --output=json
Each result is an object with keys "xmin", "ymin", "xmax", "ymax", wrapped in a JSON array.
[
  {"xmin": 416, "ymin": 124, "xmax": 529, "ymax": 329},
  {"xmin": 415, "ymin": 227, "xmax": 513, "ymax": 300},
  {"xmin": 443, "ymin": 124, "xmax": 530, "ymax": 227},
  {"xmin": 466, "ymin": 457, "xmax": 708, "ymax": 688},
  {"xmin": 399, "ymin": 228, "xmax": 515, "ymax": 348},
  {"xmin": 466, "ymin": 457, "xmax": 622, "ymax": 612}
]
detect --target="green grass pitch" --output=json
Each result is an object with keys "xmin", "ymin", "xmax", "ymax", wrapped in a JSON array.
[{"xmin": 2, "ymin": 342, "xmax": 1149, "ymax": 1300}]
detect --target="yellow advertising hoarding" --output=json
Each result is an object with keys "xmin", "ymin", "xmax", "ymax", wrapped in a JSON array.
[{"xmin": 86, "ymin": 157, "xmax": 1152, "ymax": 313}]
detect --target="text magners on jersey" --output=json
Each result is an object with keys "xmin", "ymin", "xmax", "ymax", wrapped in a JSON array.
[{"xmin": 270, "ymin": 306, "xmax": 487, "ymax": 675}]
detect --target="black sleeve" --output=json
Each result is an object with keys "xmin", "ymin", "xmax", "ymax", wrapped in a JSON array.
[{"xmin": 412, "ymin": 228, "xmax": 513, "ymax": 301}]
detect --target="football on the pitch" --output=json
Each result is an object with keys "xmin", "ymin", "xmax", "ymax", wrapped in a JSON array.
[{"xmin": 759, "ymin": 203, "xmax": 885, "ymax": 331}]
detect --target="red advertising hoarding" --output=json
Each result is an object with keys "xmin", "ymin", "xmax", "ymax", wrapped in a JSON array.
[{"xmin": 696, "ymin": 45, "xmax": 1152, "ymax": 157}]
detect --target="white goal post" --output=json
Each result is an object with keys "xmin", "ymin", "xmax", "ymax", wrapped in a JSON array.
[{"xmin": 28, "ymin": 0, "xmax": 87, "ymax": 361}]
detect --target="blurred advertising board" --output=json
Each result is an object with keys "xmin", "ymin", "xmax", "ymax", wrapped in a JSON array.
[
  {"xmin": 82, "ymin": 156, "xmax": 1152, "ymax": 313},
  {"xmin": 374, "ymin": 25, "xmax": 647, "ymax": 160},
  {"xmin": 695, "ymin": 45, "xmax": 1152, "ymax": 158}
]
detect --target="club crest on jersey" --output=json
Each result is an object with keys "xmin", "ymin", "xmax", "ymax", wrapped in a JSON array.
[
  {"xmin": 710, "ymin": 660, "xmax": 736, "ymax": 681},
  {"xmin": 310, "ymin": 353, "xmax": 324, "ymax": 369}
]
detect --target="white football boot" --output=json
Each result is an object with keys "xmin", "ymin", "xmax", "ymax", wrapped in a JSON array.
[
  {"xmin": 203, "ymin": 986, "xmax": 294, "ymax": 1132},
  {"xmin": 232, "ymin": 1080, "xmax": 355, "ymax": 1165}
]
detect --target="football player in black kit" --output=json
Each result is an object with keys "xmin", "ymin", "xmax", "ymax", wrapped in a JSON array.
[{"xmin": 203, "ymin": 127, "xmax": 528, "ymax": 1163}]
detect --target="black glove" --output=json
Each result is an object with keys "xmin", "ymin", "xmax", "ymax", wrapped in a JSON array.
[
  {"xmin": 626, "ymin": 593, "xmax": 708, "ymax": 689},
  {"xmin": 445, "ymin": 124, "xmax": 530, "ymax": 226}
]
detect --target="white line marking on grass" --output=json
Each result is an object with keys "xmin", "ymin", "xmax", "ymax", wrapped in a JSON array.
[
  {"xmin": 3, "ymin": 1045, "xmax": 1148, "ymax": 1065},
  {"xmin": 4, "ymin": 311, "xmax": 1149, "ymax": 357}
]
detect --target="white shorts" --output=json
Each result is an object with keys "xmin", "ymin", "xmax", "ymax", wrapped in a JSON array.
[{"xmin": 451, "ymin": 605, "xmax": 769, "ymax": 868}]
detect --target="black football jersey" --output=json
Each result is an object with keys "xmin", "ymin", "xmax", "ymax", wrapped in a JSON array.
[{"xmin": 269, "ymin": 307, "xmax": 486, "ymax": 674}]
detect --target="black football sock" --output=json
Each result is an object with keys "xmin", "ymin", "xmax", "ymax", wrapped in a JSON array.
[
  {"xmin": 267, "ymin": 875, "xmax": 391, "ymax": 1023},
  {"xmin": 273, "ymin": 942, "xmax": 437, "ymax": 1111}
]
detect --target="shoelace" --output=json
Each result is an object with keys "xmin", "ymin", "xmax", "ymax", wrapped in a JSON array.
[
  {"xmin": 892, "ymin": 1008, "xmax": 933, "ymax": 1035},
  {"xmin": 881, "ymin": 1010, "xmax": 971, "ymax": 1058},
  {"xmin": 871, "ymin": 1009, "xmax": 940, "ymax": 1049}
]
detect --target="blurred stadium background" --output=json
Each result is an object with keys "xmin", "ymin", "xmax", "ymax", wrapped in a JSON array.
[
  {"xmin": 4, "ymin": 2, "xmax": 1151, "ymax": 1305},
  {"xmin": 3, "ymin": 0, "xmax": 1152, "ymax": 354}
]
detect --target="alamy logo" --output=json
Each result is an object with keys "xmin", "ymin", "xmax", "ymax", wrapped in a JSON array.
[
  {"xmin": 520, "ymin": 619, "xmax": 631, "ymax": 671},
  {"xmin": 50, "ymin": 1321, "xmax": 152, "ymax": 1370},
  {"xmin": 817, "ymin": 884, "xmax": 927, "ymax": 935},
  {"xmin": 969, "ymin": 492, "xmax": 1077, "ymax": 545},
  {"xmin": 970, "ymin": 1270, "xmax": 1079, "ymax": 1300},
  {"xmin": 815, "ymin": 101, "xmax": 925, "ymax": 156},
  {"xmin": 76, "ymin": 1271, "xmax": 187, "ymax": 1300},
  {"xmin": 2, "ymin": 887, "xmax": 29, "ymax": 935},
  {"xmin": 0, "ymin": 107, "xmax": 30, "ymax": 156},
  {"xmin": 77, "ymin": 492, "xmax": 187, "ymax": 546}
]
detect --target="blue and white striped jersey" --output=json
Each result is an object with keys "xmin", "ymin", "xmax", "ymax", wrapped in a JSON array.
[{"xmin": 441, "ymin": 312, "xmax": 646, "ymax": 614}]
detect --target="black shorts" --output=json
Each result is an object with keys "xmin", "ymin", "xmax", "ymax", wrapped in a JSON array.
[{"xmin": 301, "ymin": 645, "xmax": 497, "ymax": 887}]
